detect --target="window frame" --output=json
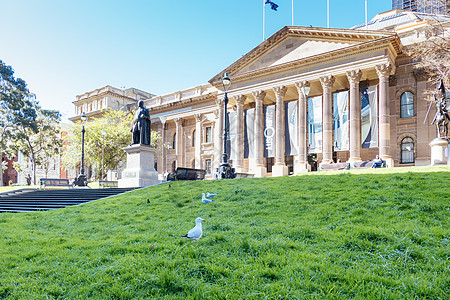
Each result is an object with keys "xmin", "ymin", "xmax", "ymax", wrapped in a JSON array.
[
  {"xmin": 205, "ymin": 126, "xmax": 212, "ymax": 143},
  {"xmin": 400, "ymin": 91, "xmax": 414, "ymax": 118},
  {"xmin": 400, "ymin": 137, "xmax": 414, "ymax": 164}
]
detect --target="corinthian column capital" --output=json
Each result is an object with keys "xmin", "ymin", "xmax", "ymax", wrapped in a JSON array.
[
  {"xmin": 294, "ymin": 80, "xmax": 309, "ymax": 90},
  {"xmin": 194, "ymin": 114, "xmax": 202, "ymax": 122},
  {"xmin": 174, "ymin": 117, "xmax": 181, "ymax": 126},
  {"xmin": 273, "ymin": 85, "xmax": 287, "ymax": 98},
  {"xmin": 319, "ymin": 75, "xmax": 335, "ymax": 89},
  {"xmin": 234, "ymin": 94, "xmax": 246, "ymax": 106},
  {"xmin": 346, "ymin": 69, "xmax": 362, "ymax": 83},
  {"xmin": 252, "ymin": 90, "xmax": 266, "ymax": 103},
  {"xmin": 375, "ymin": 63, "xmax": 392, "ymax": 78}
]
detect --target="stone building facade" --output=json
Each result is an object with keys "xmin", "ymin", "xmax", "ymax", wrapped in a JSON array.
[{"xmin": 71, "ymin": 9, "xmax": 450, "ymax": 179}]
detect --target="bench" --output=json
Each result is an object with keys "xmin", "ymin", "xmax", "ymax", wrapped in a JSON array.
[
  {"xmin": 351, "ymin": 160, "xmax": 386, "ymax": 169},
  {"xmin": 167, "ymin": 167, "xmax": 206, "ymax": 181},
  {"xmin": 39, "ymin": 178, "xmax": 72, "ymax": 190},
  {"xmin": 318, "ymin": 162, "xmax": 350, "ymax": 171},
  {"xmin": 98, "ymin": 180, "xmax": 118, "ymax": 188},
  {"xmin": 235, "ymin": 172, "xmax": 255, "ymax": 178}
]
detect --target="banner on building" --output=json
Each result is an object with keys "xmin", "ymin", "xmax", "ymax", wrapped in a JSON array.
[
  {"xmin": 333, "ymin": 91, "xmax": 349, "ymax": 151},
  {"xmin": 285, "ymin": 101, "xmax": 298, "ymax": 156},
  {"xmin": 226, "ymin": 111, "xmax": 237, "ymax": 162},
  {"xmin": 361, "ymin": 85, "xmax": 378, "ymax": 148},
  {"xmin": 244, "ymin": 108, "xmax": 255, "ymax": 158},
  {"xmin": 264, "ymin": 105, "xmax": 275, "ymax": 158},
  {"xmin": 308, "ymin": 96, "xmax": 322, "ymax": 154}
]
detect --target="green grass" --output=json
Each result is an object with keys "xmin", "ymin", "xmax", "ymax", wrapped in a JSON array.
[{"xmin": 0, "ymin": 166, "xmax": 449, "ymax": 299}]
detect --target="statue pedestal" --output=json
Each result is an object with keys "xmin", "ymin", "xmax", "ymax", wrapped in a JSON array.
[
  {"xmin": 272, "ymin": 164, "xmax": 289, "ymax": 177},
  {"xmin": 118, "ymin": 144, "xmax": 160, "ymax": 188},
  {"xmin": 429, "ymin": 138, "xmax": 449, "ymax": 166}
]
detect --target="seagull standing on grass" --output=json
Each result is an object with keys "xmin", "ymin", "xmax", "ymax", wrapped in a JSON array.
[
  {"xmin": 206, "ymin": 192, "xmax": 217, "ymax": 198},
  {"xmin": 202, "ymin": 193, "xmax": 214, "ymax": 204},
  {"xmin": 182, "ymin": 217, "xmax": 206, "ymax": 243}
]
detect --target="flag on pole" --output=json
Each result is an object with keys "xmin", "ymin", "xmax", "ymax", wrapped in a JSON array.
[{"xmin": 265, "ymin": 0, "xmax": 279, "ymax": 11}]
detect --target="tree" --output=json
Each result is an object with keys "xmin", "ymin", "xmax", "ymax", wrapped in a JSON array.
[
  {"xmin": 11, "ymin": 109, "xmax": 62, "ymax": 184},
  {"xmin": 406, "ymin": 13, "xmax": 450, "ymax": 89},
  {"xmin": 62, "ymin": 109, "xmax": 163, "ymax": 180},
  {"xmin": 0, "ymin": 60, "xmax": 37, "ymax": 186}
]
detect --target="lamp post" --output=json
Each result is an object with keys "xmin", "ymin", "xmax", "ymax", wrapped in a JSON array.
[
  {"xmin": 74, "ymin": 112, "xmax": 88, "ymax": 186},
  {"xmin": 216, "ymin": 72, "xmax": 236, "ymax": 179},
  {"xmin": 101, "ymin": 129, "xmax": 106, "ymax": 180}
]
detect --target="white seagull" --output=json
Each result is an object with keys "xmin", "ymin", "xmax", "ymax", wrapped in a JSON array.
[
  {"xmin": 206, "ymin": 192, "xmax": 218, "ymax": 198},
  {"xmin": 182, "ymin": 217, "xmax": 206, "ymax": 243},
  {"xmin": 202, "ymin": 193, "xmax": 213, "ymax": 204}
]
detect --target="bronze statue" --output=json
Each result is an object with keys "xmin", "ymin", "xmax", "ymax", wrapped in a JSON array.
[
  {"xmin": 431, "ymin": 80, "xmax": 450, "ymax": 139},
  {"xmin": 131, "ymin": 100, "xmax": 151, "ymax": 145}
]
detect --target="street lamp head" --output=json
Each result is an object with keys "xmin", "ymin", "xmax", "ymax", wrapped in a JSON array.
[
  {"xmin": 301, "ymin": 86, "xmax": 311, "ymax": 98},
  {"xmin": 222, "ymin": 72, "xmax": 231, "ymax": 92},
  {"xmin": 101, "ymin": 129, "xmax": 106, "ymax": 136},
  {"xmin": 81, "ymin": 112, "xmax": 87, "ymax": 122}
]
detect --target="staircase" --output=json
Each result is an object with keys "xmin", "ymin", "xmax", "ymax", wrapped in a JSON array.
[{"xmin": 0, "ymin": 188, "xmax": 136, "ymax": 213}]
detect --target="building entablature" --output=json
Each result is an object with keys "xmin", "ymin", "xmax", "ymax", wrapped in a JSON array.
[
  {"xmin": 74, "ymin": 85, "xmax": 139, "ymax": 103},
  {"xmin": 208, "ymin": 26, "xmax": 400, "ymax": 107},
  {"xmin": 146, "ymin": 84, "xmax": 217, "ymax": 109},
  {"xmin": 209, "ymin": 26, "xmax": 402, "ymax": 88}
]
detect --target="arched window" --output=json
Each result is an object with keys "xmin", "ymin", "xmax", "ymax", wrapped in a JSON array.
[
  {"xmin": 172, "ymin": 133, "xmax": 177, "ymax": 150},
  {"xmin": 401, "ymin": 137, "xmax": 414, "ymax": 164},
  {"xmin": 171, "ymin": 161, "xmax": 177, "ymax": 172},
  {"xmin": 400, "ymin": 91, "xmax": 414, "ymax": 118},
  {"xmin": 192, "ymin": 130, "xmax": 196, "ymax": 147},
  {"xmin": 191, "ymin": 159, "xmax": 195, "ymax": 169}
]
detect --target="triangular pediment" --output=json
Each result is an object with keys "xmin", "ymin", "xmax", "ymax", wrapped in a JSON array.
[
  {"xmin": 240, "ymin": 37, "xmax": 353, "ymax": 74},
  {"xmin": 209, "ymin": 26, "xmax": 401, "ymax": 86}
]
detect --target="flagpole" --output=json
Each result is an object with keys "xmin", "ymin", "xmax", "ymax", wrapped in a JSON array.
[
  {"xmin": 365, "ymin": 0, "xmax": 368, "ymax": 29},
  {"xmin": 263, "ymin": 0, "xmax": 265, "ymax": 40},
  {"xmin": 327, "ymin": 0, "xmax": 330, "ymax": 28},
  {"xmin": 292, "ymin": 0, "xmax": 294, "ymax": 25}
]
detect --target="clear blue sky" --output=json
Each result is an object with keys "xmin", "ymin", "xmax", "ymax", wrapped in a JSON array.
[{"xmin": 1, "ymin": 0, "xmax": 391, "ymax": 120}]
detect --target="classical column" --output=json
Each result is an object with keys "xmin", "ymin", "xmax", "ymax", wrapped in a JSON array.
[
  {"xmin": 272, "ymin": 85, "xmax": 288, "ymax": 176},
  {"xmin": 252, "ymin": 90, "xmax": 267, "ymax": 177},
  {"xmin": 160, "ymin": 122, "xmax": 166, "ymax": 173},
  {"xmin": 194, "ymin": 114, "xmax": 202, "ymax": 169},
  {"xmin": 346, "ymin": 69, "xmax": 362, "ymax": 163},
  {"xmin": 234, "ymin": 95, "xmax": 246, "ymax": 173},
  {"xmin": 174, "ymin": 118, "xmax": 183, "ymax": 167},
  {"xmin": 319, "ymin": 75, "xmax": 335, "ymax": 164},
  {"xmin": 294, "ymin": 81, "xmax": 309, "ymax": 173},
  {"xmin": 376, "ymin": 63, "xmax": 393, "ymax": 167},
  {"xmin": 213, "ymin": 97, "xmax": 224, "ymax": 172}
]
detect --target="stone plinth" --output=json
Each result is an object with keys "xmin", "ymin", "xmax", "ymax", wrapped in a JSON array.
[
  {"xmin": 272, "ymin": 164, "xmax": 289, "ymax": 177},
  {"xmin": 429, "ymin": 138, "xmax": 449, "ymax": 166},
  {"xmin": 118, "ymin": 144, "xmax": 160, "ymax": 188},
  {"xmin": 294, "ymin": 161, "xmax": 309, "ymax": 174}
]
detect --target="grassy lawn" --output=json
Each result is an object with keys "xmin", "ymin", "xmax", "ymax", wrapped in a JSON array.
[{"xmin": 0, "ymin": 166, "xmax": 448, "ymax": 299}]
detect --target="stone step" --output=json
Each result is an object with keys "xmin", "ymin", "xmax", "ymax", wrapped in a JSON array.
[{"xmin": 0, "ymin": 188, "xmax": 136, "ymax": 213}]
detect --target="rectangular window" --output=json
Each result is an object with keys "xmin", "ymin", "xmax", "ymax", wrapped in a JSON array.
[
  {"xmin": 205, "ymin": 159, "xmax": 212, "ymax": 175},
  {"xmin": 205, "ymin": 127, "xmax": 212, "ymax": 143},
  {"xmin": 266, "ymin": 157, "xmax": 274, "ymax": 173}
]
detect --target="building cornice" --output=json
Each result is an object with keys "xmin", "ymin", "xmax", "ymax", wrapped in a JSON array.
[{"xmin": 209, "ymin": 26, "xmax": 402, "ymax": 87}]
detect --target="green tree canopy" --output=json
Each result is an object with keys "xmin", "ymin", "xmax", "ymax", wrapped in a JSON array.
[{"xmin": 62, "ymin": 109, "xmax": 162, "ymax": 180}]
